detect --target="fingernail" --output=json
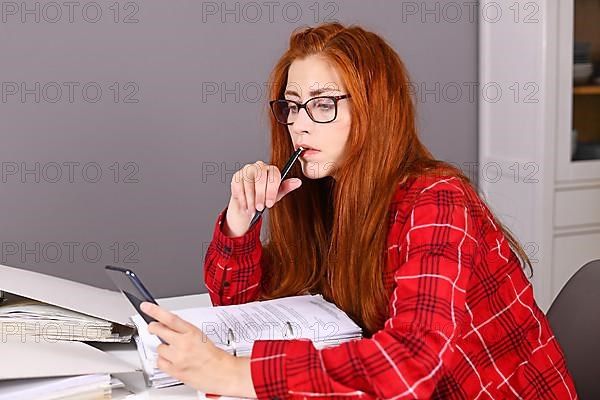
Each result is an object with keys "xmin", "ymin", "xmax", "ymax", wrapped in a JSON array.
[
  {"xmin": 256, "ymin": 203, "xmax": 264, "ymax": 211},
  {"xmin": 265, "ymin": 200, "xmax": 273, "ymax": 208},
  {"xmin": 141, "ymin": 302, "xmax": 151, "ymax": 312}
]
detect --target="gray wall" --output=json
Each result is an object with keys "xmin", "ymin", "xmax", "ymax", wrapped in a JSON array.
[{"xmin": 0, "ymin": 0, "xmax": 478, "ymax": 297}]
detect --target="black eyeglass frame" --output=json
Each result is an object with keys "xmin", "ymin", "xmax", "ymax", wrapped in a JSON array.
[{"xmin": 269, "ymin": 94, "xmax": 351, "ymax": 125}]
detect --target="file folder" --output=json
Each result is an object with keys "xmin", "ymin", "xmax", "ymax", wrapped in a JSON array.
[{"xmin": 0, "ymin": 264, "xmax": 135, "ymax": 342}]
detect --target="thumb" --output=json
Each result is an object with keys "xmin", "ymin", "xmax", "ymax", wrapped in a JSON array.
[{"xmin": 275, "ymin": 178, "xmax": 302, "ymax": 203}]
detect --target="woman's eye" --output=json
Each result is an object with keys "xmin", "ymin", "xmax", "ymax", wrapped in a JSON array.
[{"xmin": 317, "ymin": 103, "xmax": 333, "ymax": 110}]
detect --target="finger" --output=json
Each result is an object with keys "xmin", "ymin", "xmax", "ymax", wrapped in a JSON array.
[
  {"xmin": 230, "ymin": 174, "xmax": 238, "ymax": 199},
  {"xmin": 140, "ymin": 302, "xmax": 193, "ymax": 334},
  {"xmin": 231, "ymin": 171, "xmax": 247, "ymax": 212},
  {"xmin": 242, "ymin": 165, "xmax": 256, "ymax": 213},
  {"xmin": 265, "ymin": 166, "xmax": 281, "ymax": 208},
  {"xmin": 275, "ymin": 178, "xmax": 302, "ymax": 203},
  {"xmin": 148, "ymin": 321, "xmax": 179, "ymax": 344},
  {"xmin": 253, "ymin": 161, "xmax": 267, "ymax": 211},
  {"xmin": 156, "ymin": 355, "xmax": 174, "ymax": 374},
  {"xmin": 156, "ymin": 342, "xmax": 179, "ymax": 364}
]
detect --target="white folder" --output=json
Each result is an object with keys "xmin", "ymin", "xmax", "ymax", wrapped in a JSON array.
[
  {"xmin": 0, "ymin": 337, "xmax": 138, "ymax": 380},
  {"xmin": 0, "ymin": 264, "xmax": 140, "ymax": 382},
  {"xmin": 0, "ymin": 263, "xmax": 136, "ymax": 341}
]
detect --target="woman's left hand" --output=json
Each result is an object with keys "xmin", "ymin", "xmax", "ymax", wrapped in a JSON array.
[{"xmin": 140, "ymin": 302, "xmax": 256, "ymax": 398}]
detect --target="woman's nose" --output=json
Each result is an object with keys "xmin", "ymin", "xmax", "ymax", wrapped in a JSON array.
[{"xmin": 291, "ymin": 107, "xmax": 314, "ymax": 134}]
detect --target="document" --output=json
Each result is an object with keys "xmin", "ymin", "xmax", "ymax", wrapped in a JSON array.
[
  {"xmin": 132, "ymin": 294, "xmax": 363, "ymax": 388},
  {"xmin": 0, "ymin": 264, "xmax": 135, "ymax": 342},
  {"xmin": 0, "ymin": 293, "xmax": 130, "ymax": 342}
]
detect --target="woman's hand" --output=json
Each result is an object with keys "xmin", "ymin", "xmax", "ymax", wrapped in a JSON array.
[
  {"xmin": 140, "ymin": 302, "xmax": 257, "ymax": 398},
  {"xmin": 223, "ymin": 160, "xmax": 302, "ymax": 237}
]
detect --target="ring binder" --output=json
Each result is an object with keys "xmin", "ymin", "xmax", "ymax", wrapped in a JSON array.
[
  {"xmin": 284, "ymin": 321, "xmax": 294, "ymax": 338},
  {"xmin": 226, "ymin": 328, "xmax": 237, "ymax": 357},
  {"xmin": 224, "ymin": 321, "xmax": 294, "ymax": 357},
  {"xmin": 130, "ymin": 294, "xmax": 363, "ymax": 388}
]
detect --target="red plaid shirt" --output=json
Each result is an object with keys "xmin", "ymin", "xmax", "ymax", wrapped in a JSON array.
[{"xmin": 204, "ymin": 175, "xmax": 577, "ymax": 399}]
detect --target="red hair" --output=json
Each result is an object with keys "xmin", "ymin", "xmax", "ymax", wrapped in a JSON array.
[{"xmin": 257, "ymin": 22, "xmax": 530, "ymax": 337}]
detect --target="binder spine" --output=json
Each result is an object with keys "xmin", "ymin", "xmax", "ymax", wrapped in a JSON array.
[
  {"xmin": 225, "ymin": 321, "xmax": 294, "ymax": 357},
  {"xmin": 284, "ymin": 321, "xmax": 294, "ymax": 338},
  {"xmin": 226, "ymin": 328, "xmax": 237, "ymax": 357}
]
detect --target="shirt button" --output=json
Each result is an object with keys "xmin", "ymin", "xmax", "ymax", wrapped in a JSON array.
[
  {"xmin": 223, "ymin": 281, "xmax": 230, "ymax": 287},
  {"xmin": 223, "ymin": 245, "xmax": 231, "ymax": 254}
]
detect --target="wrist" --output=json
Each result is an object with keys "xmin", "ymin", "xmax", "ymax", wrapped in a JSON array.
[
  {"xmin": 225, "ymin": 356, "xmax": 256, "ymax": 398},
  {"xmin": 222, "ymin": 207, "xmax": 250, "ymax": 238}
]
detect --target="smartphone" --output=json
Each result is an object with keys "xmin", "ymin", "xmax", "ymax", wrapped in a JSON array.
[{"xmin": 105, "ymin": 265, "xmax": 165, "ymax": 341}]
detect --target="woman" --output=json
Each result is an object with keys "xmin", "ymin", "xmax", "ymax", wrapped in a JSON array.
[{"xmin": 141, "ymin": 22, "xmax": 577, "ymax": 399}]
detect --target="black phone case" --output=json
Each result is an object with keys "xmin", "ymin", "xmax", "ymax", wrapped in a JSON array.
[{"xmin": 105, "ymin": 265, "xmax": 166, "ymax": 343}]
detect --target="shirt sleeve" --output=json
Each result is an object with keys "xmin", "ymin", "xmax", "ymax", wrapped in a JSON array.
[
  {"xmin": 249, "ymin": 183, "xmax": 477, "ymax": 399},
  {"xmin": 203, "ymin": 207, "xmax": 265, "ymax": 306}
]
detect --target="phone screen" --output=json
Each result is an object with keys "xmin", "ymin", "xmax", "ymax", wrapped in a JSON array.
[{"xmin": 105, "ymin": 265, "xmax": 159, "ymax": 326}]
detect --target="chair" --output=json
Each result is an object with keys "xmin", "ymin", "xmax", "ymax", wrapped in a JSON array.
[{"xmin": 547, "ymin": 259, "xmax": 600, "ymax": 400}]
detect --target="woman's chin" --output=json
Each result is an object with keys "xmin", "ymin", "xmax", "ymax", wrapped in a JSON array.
[{"xmin": 300, "ymin": 160, "xmax": 336, "ymax": 179}]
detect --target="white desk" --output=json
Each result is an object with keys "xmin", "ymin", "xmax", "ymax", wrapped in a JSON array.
[{"xmin": 95, "ymin": 293, "xmax": 213, "ymax": 399}]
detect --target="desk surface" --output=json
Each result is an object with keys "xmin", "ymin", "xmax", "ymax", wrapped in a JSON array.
[{"xmin": 96, "ymin": 293, "xmax": 213, "ymax": 399}]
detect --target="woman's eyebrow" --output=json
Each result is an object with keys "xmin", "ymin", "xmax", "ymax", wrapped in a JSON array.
[{"xmin": 284, "ymin": 88, "xmax": 341, "ymax": 97}]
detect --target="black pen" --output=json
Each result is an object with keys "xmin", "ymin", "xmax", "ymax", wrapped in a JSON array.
[{"xmin": 248, "ymin": 146, "xmax": 305, "ymax": 229}]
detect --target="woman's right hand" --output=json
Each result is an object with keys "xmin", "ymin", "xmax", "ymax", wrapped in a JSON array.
[{"xmin": 222, "ymin": 160, "xmax": 302, "ymax": 238}]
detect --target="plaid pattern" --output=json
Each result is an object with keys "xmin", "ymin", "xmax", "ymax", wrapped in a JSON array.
[
  {"xmin": 204, "ymin": 176, "xmax": 577, "ymax": 399},
  {"xmin": 203, "ymin": 207, "xmax": 264, "ymax": 306}
]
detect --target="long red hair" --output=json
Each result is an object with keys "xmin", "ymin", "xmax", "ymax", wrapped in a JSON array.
[{"xmin": 257, "ymin": 22, "xmax": 531, "ymax": 337}]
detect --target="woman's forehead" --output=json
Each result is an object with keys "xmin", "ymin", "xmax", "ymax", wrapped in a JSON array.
[{"xmin": 286, "ymin": 57, "xmax": 346, "ymax": 97}]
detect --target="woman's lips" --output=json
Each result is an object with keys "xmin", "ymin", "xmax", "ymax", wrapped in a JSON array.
[{"xmin": 300, "ymin": 149, "xmax": 320, "ymax": 159}]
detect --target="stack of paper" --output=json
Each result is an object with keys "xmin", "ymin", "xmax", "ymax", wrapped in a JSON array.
[
  {"xmin": 132, "ymin": 294, "xmax": 363, "ymax": 388},
  {"xmin": 0, "ymin": 264, "xmax": 136, "ymax": 343},
  {"xmin": 0, "ymin": 336, "xmax": 137, "ymax": 399},
  {"xmin": 0, "ymin": 374, "xmax": 112, "ymax": 400},
  {"xmin": 0, "ymin": 265, "xmax": 140, "ymax": 398},
  {"xmin": 0, "ymin": 294, "xmax": 131, "ymax": 342}
]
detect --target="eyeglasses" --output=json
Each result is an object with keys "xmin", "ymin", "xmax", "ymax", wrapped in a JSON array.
[{"xmin": 269, "ymin": 94, "xmax": 351, "ymax": 125}]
